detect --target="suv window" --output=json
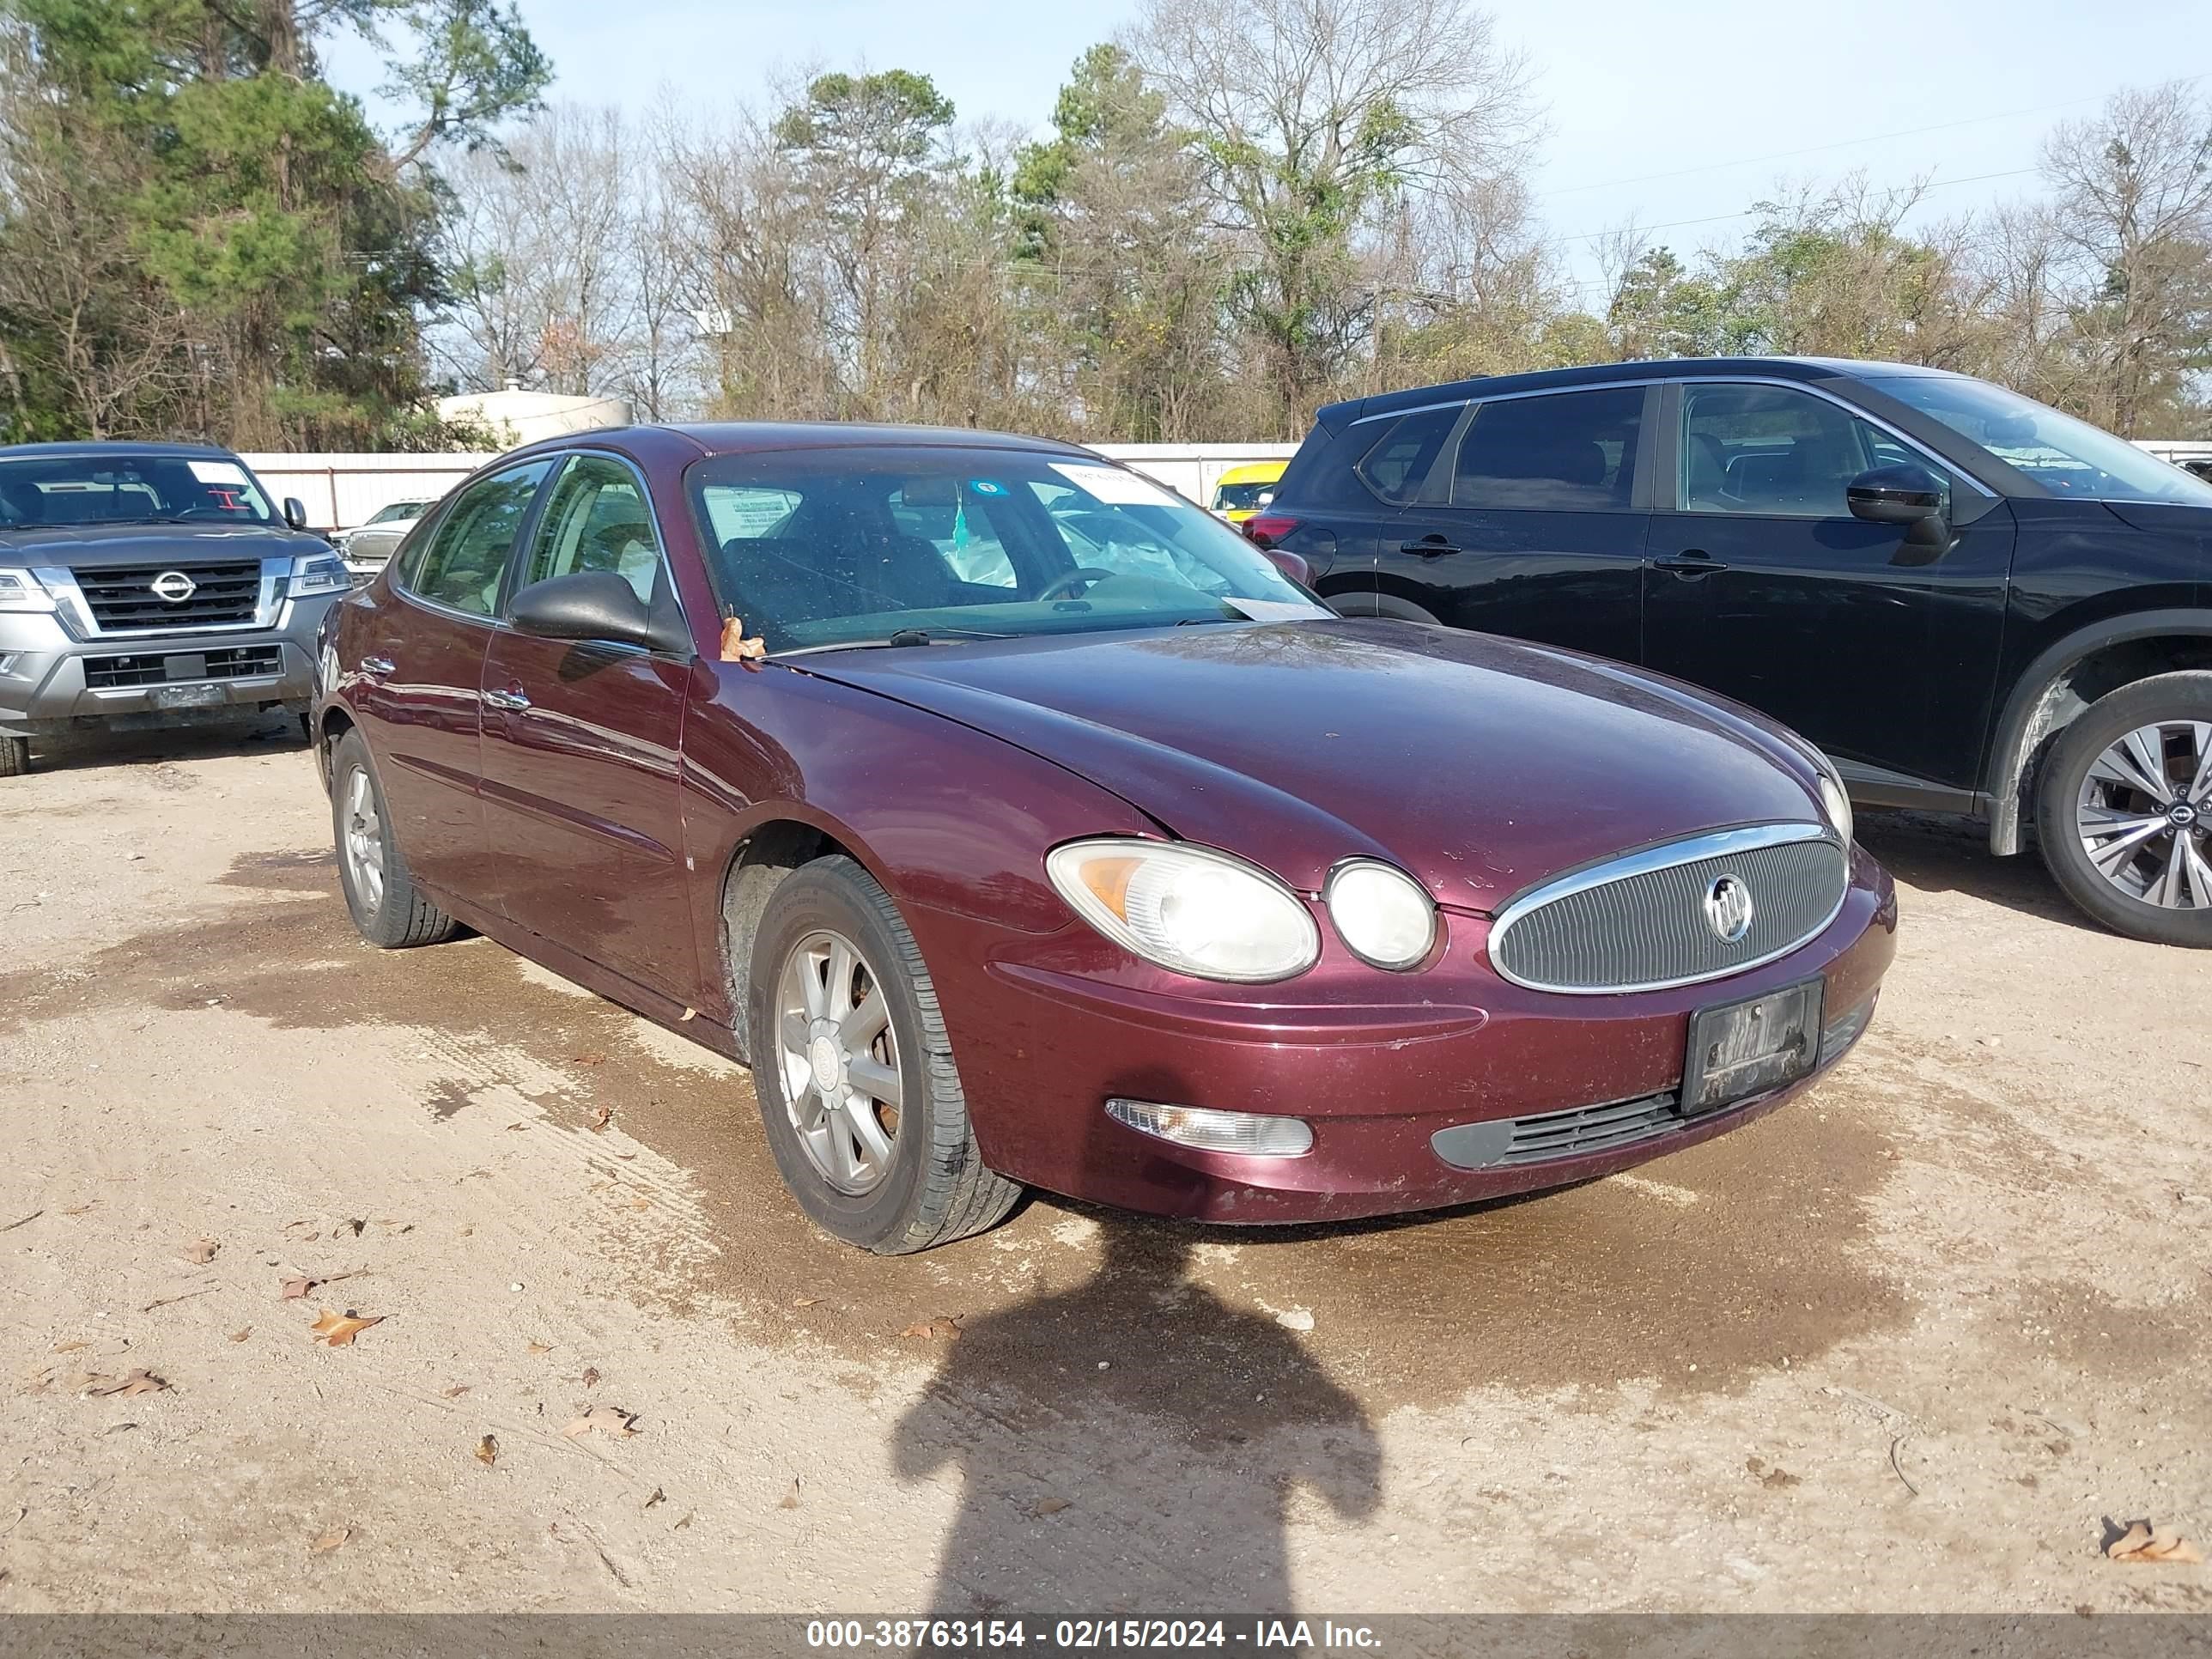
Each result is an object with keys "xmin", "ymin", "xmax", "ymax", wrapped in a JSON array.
[
  {"xmin": 1452, "ymin": 387, "xmax": 1643, "ymax": 511},
  {"xmin": 404, "ymin": 460, "xmax": 554, "ymax": 616},
  {"xmin": 1681, "ymin": 384, "xmax": 1927, "ymax": 518},
  {"xmin": 520, "ymin": 455, "xmax": 666, "ymax": 605},
  {"xmin": 1354, "ymin": 407, "xmax": 1461, "ymax": 503}
]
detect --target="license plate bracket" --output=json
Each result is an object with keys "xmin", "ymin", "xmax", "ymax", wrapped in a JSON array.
[
  {"xmin": 149, "ymin": 682, "xmax": 226, "ymax": 709},
  {"xmin": 1680, "ymin": 977, "xmax": 1824, "ymax": 1117}
]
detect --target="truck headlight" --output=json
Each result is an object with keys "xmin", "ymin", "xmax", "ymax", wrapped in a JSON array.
[
  {"xmin": 0, "ymin": 569, "xmax": 55, "ymax": 613},
  {"xmin": 1046, "ymin": 838, "xmax": 1320, "ymax": 983},
  {"xmin": 287, "ymin": 553, "xmax": 350, "ymax": 597}
]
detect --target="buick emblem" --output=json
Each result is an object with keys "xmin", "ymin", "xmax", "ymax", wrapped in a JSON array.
[
  {"xmin": 1703, "ymin": 874, "xmax": 1755, "ymax": 944},
  {"xmin": 149, "ymin": 570, "xmax": 197, "ymax": 604}
]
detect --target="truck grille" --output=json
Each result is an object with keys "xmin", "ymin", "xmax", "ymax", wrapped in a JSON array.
[
  {"xmin": 1489, "ymin": 826, "xmax": 1848, "ymax": 994},
  {"xmin": 82, "ymin": 645, "xmax": 283, "ymax": 689},
  {"xmin": 72, "ymin": 561, "xmax": 263, "ymax": 631}
]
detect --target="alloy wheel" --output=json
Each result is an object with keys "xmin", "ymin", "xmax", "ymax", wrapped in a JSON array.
[
  {"xmin": 2074, "ymin": 719, "xmax": 2212, "ymax": 909},
  {"xmin": 775, "ymin": 927, "xmax": 903, "ymax": 1196},
  {"xmin": 341, "ymin": 766, "xmax": 386, "ymax": 911}
]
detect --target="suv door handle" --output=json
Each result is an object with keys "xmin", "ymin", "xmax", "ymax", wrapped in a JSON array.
[
  {"xmin": 1399, "ymin": 536, "xmax": 1462, "ymax": 557},
  {"xmin": 1652, "ymin": 551, "xmax": 1729, "ymax": 578},
  {"xmin": 358, "ymin": 655, "xmax": 395, "ymax": 678},
  {"xmin": 483, "ymin": 687, "xmax": 531, "ymax": 711}
]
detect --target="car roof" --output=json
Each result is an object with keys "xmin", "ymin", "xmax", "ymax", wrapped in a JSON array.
[
  {"xmin": 1320, "ymin": 356, "xmax": 1968, "ymax": 428},
  {"xmin": 0, "ymin": 439, "xmax": 239, "ymax": 461},
  {"xmin": 505, "ymin": 421, "xmax": 1101, "ymax": 467}
]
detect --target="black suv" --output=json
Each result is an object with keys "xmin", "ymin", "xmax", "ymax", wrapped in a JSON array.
[{"xmin": 1255, "ymin": 358, "xmax": 2212, "ymax": 945}]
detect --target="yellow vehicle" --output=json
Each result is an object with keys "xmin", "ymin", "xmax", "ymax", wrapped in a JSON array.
[{"xmin": 1209, "ymin": 459, "xmax": 1286, "ymax": 524}]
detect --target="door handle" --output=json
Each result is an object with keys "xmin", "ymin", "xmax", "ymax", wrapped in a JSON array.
[
  {"xmin": 358, "ymin": 655, "xmax": 395, "ymax": 678},
  {"xmin": 1399, "ymin": 536, "xmax": 1462, "ymax": 557},
  {"xmin": 483, "ymin": 687, "xmax": 531, "ymax": 711},
  {"xmin": 1652, "ymin": 551, "xmax": 1729, "ymax": 578}
]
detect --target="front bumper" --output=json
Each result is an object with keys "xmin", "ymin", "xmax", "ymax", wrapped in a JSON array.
[
  {"xmin": 922, "ymin": 844, "xmax": 1899, "ymax": 1224},
  {"xmin": 0, "ymin": 599, "xmax": 335, "ymax": 738}
]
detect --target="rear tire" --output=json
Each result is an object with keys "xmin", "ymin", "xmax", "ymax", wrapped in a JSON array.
[
  {"xmin": 2034, "ymin": 672, "xmax": 2212, "ymax": 947},
  {"xmin": 746, "ymin": 854, "xmax": 1021, "ymax": 1253},
  {"xmin": 331, "ymin": 728, "xmax": 459, "ymax": 948},
  {"xmin": 0, "ymin": 734, "xmax": 27, "ymax": 777}
]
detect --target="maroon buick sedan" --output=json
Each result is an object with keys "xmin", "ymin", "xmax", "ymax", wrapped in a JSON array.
[{"xmin": 313, "ymin": 424, "xmax": 1897, "ymax": 1253}]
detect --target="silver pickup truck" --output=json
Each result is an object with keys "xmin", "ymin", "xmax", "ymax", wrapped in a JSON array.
[{"xmin": 0, "ymin": 441, "xmax": 349, "ymax": 776}]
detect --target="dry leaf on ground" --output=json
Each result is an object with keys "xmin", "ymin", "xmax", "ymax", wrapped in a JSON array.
[
  {"xmin": 561, "ymin": 1405, "xmax": 637, "ymax": 1439},
  {"xmin": 441, "ymin": 1384, "xmax": 471, "ymax": 1399},
  {"xmin": 177, "ymin": 1238, "xmax": 219, "ymax": 1264},
  {"xmin": 2107, "ymin": 1522, "xmax": 2204, "ymax": 1564},
  {"xmin": 308, "ymin": 1308, "xmax": 384, "ymax": 1347},
  {"xmin": 87, "ymin": 1370, "xmax": 168, "ymax": 1398},
  {"xmin": 476, "ymin": 1434, "xmax": 499, "ymax": 1468},
  {"xmin": 51, "ymin": 1340, "xmax": 88, "ymax": 1354},
  {"xmin": 778, "ymin": 1477, "xmax": 802, "ymax": 1510},
  {"xmin": 643, "ymin": 1487, "xmax": 666, "ymax": 1510},
  {"xmin": 279, "ymin": 1276, "xmax": 318, "ymax": 1300},
  {"xmin": 589, "ymin": 1107, "xmax": 612, "ymax": 1133},
  {"xmin": 61, "ymin": 1203, "xmax": 94, "ymax": 1217},
  {"xmin": 526, "ymin": 1341, "xmax": 552, "ymax": 1355},
  {"xmin": 791, "ymin": 1297, "xmax": 821, "ymax": 1309},
  {"xmin": 898, "ymin": 1317, "xmax": 963, "ymax": 1340},
  {"xmin": 581, "ymin": 1366, "xmax": 601, "ymax": 1389},
  {"xmin": 1035, "ymin": 1497, "xmax": 1072, "ymax": 1516},
  {"xmin": 309, "ymin": 1527, "xmax": 350, "ymax": 1554},
  {"xmin": 570, "ymin": 1054, "xmax": 606, "ymax": 1067},
  {"xmin": 228, "ymin": 1328, "xmax": 252, "ymax": 1344}
]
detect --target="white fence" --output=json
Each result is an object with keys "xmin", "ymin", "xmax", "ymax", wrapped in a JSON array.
[{"xmin": 243, "ymin": 442, "xmax": 1304, "ymax": 532}]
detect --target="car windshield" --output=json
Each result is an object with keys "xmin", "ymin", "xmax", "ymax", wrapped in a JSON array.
[
  {"xmin": 687, "ymin": 447, "xmax": 1326, "ymax": 655},
  {"xmin": 369, "ymin": 501, "xmax": 427, "ymax": 524},
  {"xmin": 0, "ymin": 453, "xmax": 279, "ymax": 526},
  {"xmin": 1212, "ymin": 480, "xmax": 1275, "ymax": 512},
  {"xmin": 1868, "ymin": 375, "xmax": 2212, "ymax": 507}
]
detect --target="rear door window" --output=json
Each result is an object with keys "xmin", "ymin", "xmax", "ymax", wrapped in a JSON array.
[{"xmin": 1451, "ymin": 387, "xmax": 1644, "ymax": 511}]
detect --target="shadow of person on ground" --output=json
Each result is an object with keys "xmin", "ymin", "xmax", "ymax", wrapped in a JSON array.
[{"xmin": 892, "ymin": 1218, "xmax": 1382, "ymax": 1617}]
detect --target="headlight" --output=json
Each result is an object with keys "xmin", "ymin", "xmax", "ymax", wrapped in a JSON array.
[
  {"xmin": 0, "ymin": 569, "xmax": 55, "ymax": 613},
  {"xmin": 1816, "ymin": 770, "xmax": 1853, "ymax": 845},
  {"xmin": 1046, "ymin": 838, "xmax": 1320, "ymax": 983},
  {"xmin": 1324, "ymin": 859, "xmax": 1436, "ymax": 969},
  {"xmin": 287, "ymin": 553, "xmax": 350, "ymax": 596}
]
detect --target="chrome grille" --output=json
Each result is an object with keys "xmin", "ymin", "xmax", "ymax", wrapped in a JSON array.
[
  {"xmin": 1490, "ymin": 825, "xmax": 1848, "ymax": 994},
  {"xmin": 73, "ymin": 560, "xmax": 263, "ymax": 630}
]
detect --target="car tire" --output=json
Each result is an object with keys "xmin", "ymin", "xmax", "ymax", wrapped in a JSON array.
[
  {"xmin": 331, "ymin": 728, "xmax": 459, "ymax": 949},
  {"xmin": 747, "ymin": 854, "xmax": 1021, "ymax": 1254},
  {"xmin": 0, "ymin": 734, "xmax": 27, "ymax": 777},
  {"xmin": 2034, "ymin": 671, "xmax": 2212, "ymax": 947}
]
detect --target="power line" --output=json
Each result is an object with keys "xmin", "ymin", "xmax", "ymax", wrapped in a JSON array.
[
  {"xmin": 1553, "ymin": 165, "xmax": 2044, "ymax": 248},
  {"xmin": 1539, "ymin": 70, "xmax": 2211, "ymax": 201}
]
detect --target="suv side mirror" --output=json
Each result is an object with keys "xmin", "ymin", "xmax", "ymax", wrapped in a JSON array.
[
  {"xmin": 1847, "ymin": 464, "xmax": 1951, "ymax": 562},
  {"xmin": 508, "ymin": 570, "xmax": 689, "ymax": 656},
  {"xmin": 283, "ymin": 497, "xmax": 310, "ymax": 532}
]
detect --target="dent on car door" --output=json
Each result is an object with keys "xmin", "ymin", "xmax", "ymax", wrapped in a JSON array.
[
  {"xmin": 1382, "ymin": 385, "xmax": 1655, "ymax": 663},
  {"xmin": 477, "ymin": 453, "xmax": 699, "ymax": 1002},
  {"xmin": 1641, "ymin": 381, "xmax": 2012, "ymax": 793},
  {"xmin": 354, "ymin": 459, "xmax": 553, "ymax": 897}
]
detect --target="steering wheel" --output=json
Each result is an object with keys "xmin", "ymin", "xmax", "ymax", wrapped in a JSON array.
[{"xmin": 1036, "ymin": 567, "xmax": 1120, "ymax": 602}]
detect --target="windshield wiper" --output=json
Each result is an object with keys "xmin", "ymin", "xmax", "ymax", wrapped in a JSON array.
[{"xmin": 779, "ymin": 626, "xmax": 1016, "ymax": 657}]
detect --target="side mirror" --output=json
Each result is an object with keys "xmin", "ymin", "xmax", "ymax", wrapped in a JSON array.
[
  {"xmin": 1261, "ymin": 546, "xmax": 1310, "ymax": 586},
  {"xmin": 283, "ymin": 497, "xmax": 310, "ymax": 532},
  {"xmin": 508, "ymin": 571, "xmax": 688, "ymax": 656},
  {"xmin": 1846, "ymin": 465, "xmax": 1944, "ymax": 526}
]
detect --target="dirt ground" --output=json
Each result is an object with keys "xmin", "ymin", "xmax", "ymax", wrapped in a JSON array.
[{"xmin": 0, "ymin": 719, "xmax": 2206, "ymax": 1616}]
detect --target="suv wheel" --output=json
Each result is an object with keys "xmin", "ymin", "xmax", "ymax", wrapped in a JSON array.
[
  {"xmin": 2036, "ymin": 671, "xmax": 2212, "ymax": 946},
  {"xmin": 331, "ymin": 728, "xmax": 459, "ymax": 948},
  {"xmin": 746, "ymin": 854, "xmax": 1021, "ymax": 1253},
  {"xmin": 0, "ymin": 734, "xmax": 27, "ymax": 777}
]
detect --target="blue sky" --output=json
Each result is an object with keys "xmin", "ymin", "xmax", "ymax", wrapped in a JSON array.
[{"xmin": 325, "ymin": 0, "xmax": 2210, "ymax": 298}]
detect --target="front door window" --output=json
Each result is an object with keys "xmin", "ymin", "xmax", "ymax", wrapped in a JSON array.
[{"xmin": 1680, "ymin": 384, "xmax": 1936, "ymax": 519}]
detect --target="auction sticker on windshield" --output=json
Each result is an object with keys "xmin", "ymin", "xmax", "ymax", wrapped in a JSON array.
[{"xmin": 1050, "ymin": 462, "xmax": 1182, "ymax": 507}]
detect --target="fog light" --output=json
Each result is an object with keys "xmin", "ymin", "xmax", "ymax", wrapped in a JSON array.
[{"xmin": 1105, "ymin": 1098, "xmax": 1313, "ymax": 1157}]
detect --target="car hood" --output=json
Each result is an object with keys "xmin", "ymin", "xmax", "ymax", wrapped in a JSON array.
[
  {"xmin": 0, "ymin": 521, "xmax": 324, "ymax": 567},
  {"xmin": 793, "ymin": 618, "xmax": 1829, "ymax": 914}
]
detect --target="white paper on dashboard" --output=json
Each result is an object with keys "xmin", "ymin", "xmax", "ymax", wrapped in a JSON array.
[
  {"xmin": 1049, "ymin": 462, "xmax": 1182, "ymax": 507},
  {"xmin": 1225, "ymin": 598, "xmax": 1331, "ymax": 623},
  {"xmin": 188, "ymin": 460, "xmax": 249, "ymax": 485}
]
